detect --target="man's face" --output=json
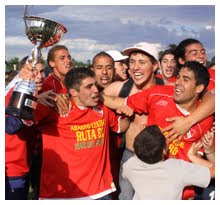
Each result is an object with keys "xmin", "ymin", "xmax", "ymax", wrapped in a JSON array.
[
  {"xmin": 114, "ymin": 61, "xmax": 128, "ymax": 81},
  {"xmin": 34, "ymin": 63, "xmax": 45, "ymax": 91},
  {"xmin": 129, "ymin": 52, "xmax": 157, "ymax": 88},
  {"xmin": 160, "ymin": 54, "xmax": 176, "ymax": 79},
  {"xmin": 92, "ymin": 56, "xmax": 114, "ymax": 90},
  {"xmin": 75, "ymin": 77, "xmax": 99, "ymax": 107},
  {"xmin": 180, "ymin": 43, "xmax": 207, "ymax": 66},
  {"xmin": 174, "ymin": 67, "xmax": 199, "ymax": 105},
  {"xmin": 49, "ymin": 49, "xmax": 72, "ymax": 77}
]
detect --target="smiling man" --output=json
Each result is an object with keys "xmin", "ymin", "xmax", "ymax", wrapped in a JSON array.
[
  {"xmin": 34, "ymin": 67, "xmax": 131, "ymax": 199},
  {"xmin": 101, "ymin": 61, "xmax": 214, "ymax": 199},
  {"xmin": 103, "ymin": 42, "xmax": 164, "ymax": 199},
  {"xmin": 175, "ymin": 38, "xmax": 214, "ymax": 92}
]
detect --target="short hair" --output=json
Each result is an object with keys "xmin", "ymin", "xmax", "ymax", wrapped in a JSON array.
[
  {"xmin": 64, "ymin": 67, "xmax": 95, "ymax": 92},
  {"xmin": 159, "ymin": 45, "xmax": 177, "ymax": 62},
  {"xmin": 133, "ymin": 125, "xmax": 166, "ymax": 164},
  {"xmin": 92, "ymin": 51, "xmax": 114, "ymax": 67},
  {"xmin": 129, "ymin": 50, "xmax": 157, "ymax": 64},
  {"xmin": 179, "ymin": 61, "xmax": 210, "ymax": 97},
  {"xmin": 47, "ymin": 45, "xmax": 69, "ymax": 65},
  {"xmin": 19, "ymin": 56, "xmax": 44, "ymax": 70},
  {"xmin": 175, "ymin": 38, "xmax": 203, "ymax": 68}
]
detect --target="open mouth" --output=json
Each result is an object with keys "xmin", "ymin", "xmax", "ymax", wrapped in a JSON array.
[
  {"xmin": 133, "ymin": 72, "xmax": 143, "ymax": 79},
  {"xmin": 92, "ymin": 95, "xmax": 99, "ymax": 102},
  {"xmin": 100, "ymin": 77, "xmax": 110, "ymax": 85}
]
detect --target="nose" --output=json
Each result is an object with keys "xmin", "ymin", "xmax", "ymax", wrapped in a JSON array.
[
  {"xmin": 175, "ymin": 77, "xmax": 182, "ymax": 86},
  {"xmin": 167, "ymin": 61, "xmax": 172, "ymax": 67},
  {"xmin": 123, "ymin": 63, "xmax": 128, "ymax": 69},
  {"xmin": 198, "ymin": 52, "xmax": 205, "ymax": 59},
  {"xmin": 102, "ymin": 67, "xmax": 108, "ymax": 74},
  {"xmin": 93, "ymin": 84, "xmax": 99, "ymax": 93},
  {"xmin": 131, "ymin": 62, "xmax": 139, "ymax": 71}
]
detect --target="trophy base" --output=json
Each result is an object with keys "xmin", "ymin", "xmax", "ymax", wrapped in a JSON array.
[
  {"xmin": 6, "ymin": 91, "xmax": 37, "ymax": 121},
  {"xmin": 6, "ymin": 106, "xmax": 35, "ymax": 120}
]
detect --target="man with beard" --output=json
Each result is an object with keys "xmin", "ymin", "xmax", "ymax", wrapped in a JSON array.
[{"xmin": 101, "ymin": 61, "xmax": 214, "ymax": 199}]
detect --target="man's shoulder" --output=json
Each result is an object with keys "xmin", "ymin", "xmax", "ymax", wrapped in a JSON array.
[
  {"xmin": 144, "ymin": 85, "xmax": 174, "ymax": 96},
  {"xmin": 103, "ymin": 80, "xmax": 126, "ymax": 96}
]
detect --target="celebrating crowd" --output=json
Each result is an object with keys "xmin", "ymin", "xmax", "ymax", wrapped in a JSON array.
[{"xmin": 5, "ymin": 38, "xmax": 215, "ymax": 200}]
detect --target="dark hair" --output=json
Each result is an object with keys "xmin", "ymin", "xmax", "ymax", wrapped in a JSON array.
[
  {"xmin": 159, "ymin": 45, "xmax": 177, "ymax": 62},
  {"xmin": 64, "ymin": 67, "xmax": 95, "ymax": 92},
  {"xmin": 133, "ymin": 125, "xmax": 166, "ymax": 164},
  {"xmin": 47, "ymin": 45, "xmax": 69, "ymax": 66},
  {"xmin": 92, "ymin": 51, "xmax": 114, "ymax": 67},
  {"xmin": 179, "ymin": 61, "xmax": 210, "ymax": 97},
  {"xmin": 129, "ymin": 50, "xmax": 157, "ymax": 64},
  {"xmin": 175, "ymin": 38, "xmax": 203, "ymax": 68},
  {"xmin": 19, "ymin": 56, "xmax": 44, "ymax": 70}
]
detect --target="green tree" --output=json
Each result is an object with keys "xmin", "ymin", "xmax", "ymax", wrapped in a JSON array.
[{"xmin": 5, "ymin": 57, "xmax": 19, "ymax": 71}]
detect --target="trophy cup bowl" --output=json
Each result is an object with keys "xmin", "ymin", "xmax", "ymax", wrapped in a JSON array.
[
  {"xmin": 6, "ymin": 15, "xmax": 67, "ymax": 120},
  {"xmin": 24, "ymin": 16, "xmax": 67, "ymax": 49}
]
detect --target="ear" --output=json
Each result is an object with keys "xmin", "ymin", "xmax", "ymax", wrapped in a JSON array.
[
  {"xmin": 162, "ymin": 148, "xmax": 168, "ymax": 156},
  {"xmin": 178, "ymin": 57, "xmax": 185, "ymax": 65},
  {"xmin": 69, "ymin": 88, "xmax": 78, "ymax": 97},
  {"xmin": 153, "ymin": 61, "xmax": 159, "ymax": 72},
  {"xmin": 196, "ymin": 84, "xmax": 205, "ymax": 95},
  {"xmin": 158, "ymin": 61, "xmax": 162, "ymax": 69},
  {"xmin": 49, "ymin": 60, "xmax": 55, "ymax": 68}
]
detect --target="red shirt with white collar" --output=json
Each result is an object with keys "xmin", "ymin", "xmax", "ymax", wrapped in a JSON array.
[
  {"xmin": 126, "ymin": 85, "xmax": 213, "ymax": 199},
  {"xmin": 156, "ymin": 74, "xmax": 176, "ymax": 83},
  {"xmin": 34, "ymin": 101, "xmax": 120, "ymax": 199},
  {"xmin": 39, "ymin": 73, "xmax": 67, "ymax": 94}
]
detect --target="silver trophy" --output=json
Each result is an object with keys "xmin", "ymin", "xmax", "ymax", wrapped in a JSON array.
[{"xmin": 6, "ymin": 6, "xmax": 67, "ymax": 120}]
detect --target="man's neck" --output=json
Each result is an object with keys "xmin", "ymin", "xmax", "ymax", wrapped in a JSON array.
[
  {"xmin": 53, "ymin": 71, "xmax": 65, "ymax": 84},
  {"xmin": 176, "ymin": 98, "xmax": 198, "ymax": 114},
  {"xmin": 134, "ymin": 77, "xmax": 155, "ymax": 91}
]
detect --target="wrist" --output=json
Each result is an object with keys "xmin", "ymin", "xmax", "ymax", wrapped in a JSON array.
[
  {"xmin": 204, "ymin": 150, "xmax": 215, "ymax": 155},
  {"xmin": 186, "ymin": 115, "xmax": 197, "ymax": 127}
]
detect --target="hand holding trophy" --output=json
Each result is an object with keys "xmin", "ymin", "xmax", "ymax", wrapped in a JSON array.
[{"xmin": 6, "ymin": 6, "xmax": 67, "ymax": 120}]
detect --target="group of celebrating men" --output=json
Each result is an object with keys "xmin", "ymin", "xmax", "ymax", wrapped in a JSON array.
[{"xmin": 5, "ymin": 38, "xmax": 215, "ymax": 200}]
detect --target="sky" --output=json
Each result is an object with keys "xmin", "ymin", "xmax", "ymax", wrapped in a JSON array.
[
  {"xmin": 1, "ymin": 0, "xmax": 219, "ymax": 202},
  {"xmin": 5, "ymin": 4, "xmax": 215, "ymax": 63}
]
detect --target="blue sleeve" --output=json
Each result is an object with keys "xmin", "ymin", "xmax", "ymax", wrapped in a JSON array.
[{"xmin": 5, "ymin": 115, "xmax": 24, "ymax": 135}]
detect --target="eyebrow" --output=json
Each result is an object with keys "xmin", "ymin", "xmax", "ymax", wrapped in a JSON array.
[
  {"xmin": 182, "ymin": 75, "xmax": 191, "ymax": 80},
  {"xmin": 188, "ymin": 48, "xmax": 206, "ymax": 53}
]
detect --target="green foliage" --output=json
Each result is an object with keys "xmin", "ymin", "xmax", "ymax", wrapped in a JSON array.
[{"xmin": 5, "ymin": 57, "xmax": 19, "ymax": 71}]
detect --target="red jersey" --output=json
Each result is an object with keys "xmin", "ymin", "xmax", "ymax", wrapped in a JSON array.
[
  {"xmin": 126, "ymin": 85, "xmax": 213, "ymax": 199},
  {"xmin": 39, "ymin": 73, "xmax": 67, "ymax": 94},
  {"xmin": 34, "ymin": 101, "xmax": 120, "ymax": 199},
  {"xmin": 5, "ymin": 88, "xmax": 38, "ymax": 177},
  {"xmin": 207, "ymin": 68, "xmax": 215, "ymax": 92},
  {"xmin": 156, "ymin": 74, "xmax": 176, "ymax": 83}
]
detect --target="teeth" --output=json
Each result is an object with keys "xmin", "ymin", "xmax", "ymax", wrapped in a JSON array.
[
  {"xmin": 134, "ymin": 73, "xmax": 142, "ymax": 77},
  {"xmin": 175, "ymin": 87, "xmax": 181, "ymax": 91}
]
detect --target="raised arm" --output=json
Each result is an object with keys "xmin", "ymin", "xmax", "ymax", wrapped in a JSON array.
[
  {"xmin": 187, "ymin": 141, "xmax": 215, "ymax": 178},
  {"xmin": 99, "ymin": 92, "xmax": 126, "ymax": 110},
  {"xmin": 117, "ymin": 105, "xmax": 134, "ymax": 133},
  {"xmin": 163, "ymin": 91, "xmax": 214, "ymax": 142}
]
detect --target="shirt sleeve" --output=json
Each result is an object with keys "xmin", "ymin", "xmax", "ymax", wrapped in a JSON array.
[
  {"xmin": 126, "ymin": 88, "xmax": 152, "ymax": 114},
  {"xmin": 34, "ymin": 102, "xmax": 52, "ymax": 122},
  {"xmin": 106, "ymin": 107, "xmax": 120, "ymax": 133},
  {"xmin": 179, "ymin": 159, "xmax": 210, "ymax": 188}
]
